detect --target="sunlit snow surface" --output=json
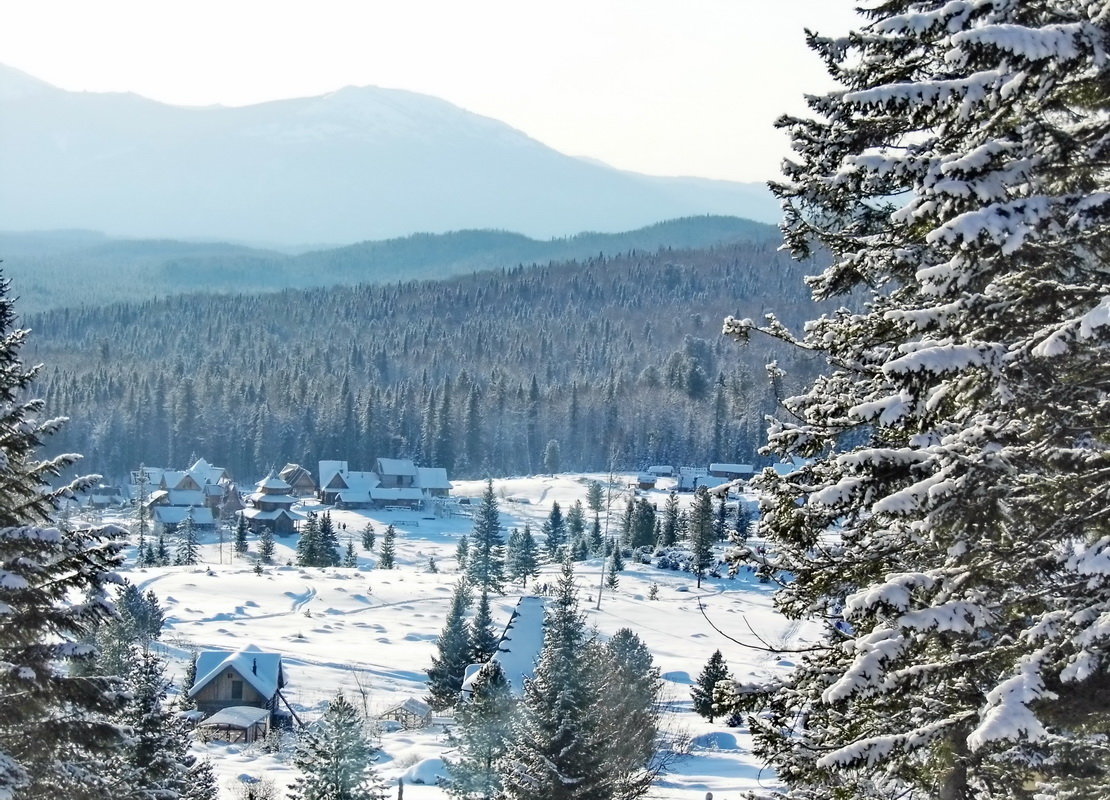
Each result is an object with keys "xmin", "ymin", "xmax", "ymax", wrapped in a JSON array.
[{"xmin": 107, "ymin": 473, "xmax": 813, "ymax": 799}]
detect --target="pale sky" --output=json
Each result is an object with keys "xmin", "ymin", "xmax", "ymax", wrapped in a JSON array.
[{"xmin": 0, "ymin": 1, "xmax": 858, "ymax": 183}]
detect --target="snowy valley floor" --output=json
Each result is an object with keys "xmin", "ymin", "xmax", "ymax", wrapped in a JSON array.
[{"xmin": 108, "ymin": 474, "xmax": 811, "ymax": 799}]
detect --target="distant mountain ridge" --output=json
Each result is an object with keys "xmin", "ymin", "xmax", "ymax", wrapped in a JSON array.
[
  {"xmin": 0, "ymin": 64, "xmax": 779, "ymax": 245},
  {"xmin": 0, "ymin": 215, "xmax": 780, "ymax": 313}
]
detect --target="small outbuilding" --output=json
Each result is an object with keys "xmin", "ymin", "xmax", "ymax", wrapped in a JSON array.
[
  {"xmin": 196, "ymin": 705, "xmax": 271, "ymax": 743},
  {"xmin": 188, "ymin": 644, "xmax": 286, "ymax": 717},
  {"xmin": 379, "ymin": 697, "xmax": 432, "ymax": 730}
]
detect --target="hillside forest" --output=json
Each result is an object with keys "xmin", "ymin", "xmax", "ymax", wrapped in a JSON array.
[{"xmin": 27, "ymin": 237, "xmax": 822, "ymax": 482}]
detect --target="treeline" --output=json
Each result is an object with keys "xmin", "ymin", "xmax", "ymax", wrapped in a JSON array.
[{"xmin": 27, "ymin": 239, "xmax": 822, "ymax": 482}]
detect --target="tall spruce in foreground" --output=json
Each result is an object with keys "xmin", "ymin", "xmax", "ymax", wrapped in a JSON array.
[
  {"xmin": 720, "ymin": 4, "xmax": 1110, "ymax": 799},
  {"xmin": 377, "ymin": 524, "xmax": 396, "ymax": 570},
  {"xmin": 466, "ymin": 480, "xmax": 505, "ymax": 594},
  {"xmin": 506, "ymin": 525, "xmax": 539, "ymax": 588},
  {"xmin": 0, "ymin": 273, "xmax": 128, "ymax": 800},
  {"xmin": 446, "ymin": 660, "xmax": 515, "ymax": 800},
  {"xmin": 427, "ymin": 580, "xmax": 473, "ymax": 711},
  {"xmin": 289, "ymin": 692, "xmax": 388, "ymax": 800},
  {"xmin": 691, "ymin": 650, "xmax": 729, "ymax": 723},
  {"xmin": 499, "ymin": 559, "xmax": 608, "ymax": 800}
]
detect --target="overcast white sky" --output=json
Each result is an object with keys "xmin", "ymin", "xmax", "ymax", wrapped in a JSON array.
[{"xmin": 0, "ymin": 1, "xmax": 859, "ymax": 183}]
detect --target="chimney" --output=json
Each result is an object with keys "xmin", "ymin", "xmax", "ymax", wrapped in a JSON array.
[{"xmin": 252, "ymin": 658, "xmax": 257, "ymax": 675}]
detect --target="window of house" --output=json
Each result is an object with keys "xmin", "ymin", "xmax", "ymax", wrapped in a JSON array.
[{"xmin": 231, "ymin": 679, "xmax": 243, "ymax": 700}]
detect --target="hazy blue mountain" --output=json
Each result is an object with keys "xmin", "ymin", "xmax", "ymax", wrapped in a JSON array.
[
  {"xmin": 0, "ymin": 64, "xmax": 778, "ymax": 245},
  {"xmin": 0, "ymin": 215, "xmax": 779, "ymax": 312}
]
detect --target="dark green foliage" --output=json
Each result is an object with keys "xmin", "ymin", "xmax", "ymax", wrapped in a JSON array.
[
  {"xmin": 542, "ymin": 439, "xmax": 560, "ymax": 474},
  {"xmin": 466, "ymin": 482, "xmax": 504, "ymax": 594},
  {"xmin": 344, "ymin": 541, "xmax": 358, "ymax": 568},
  {"xmin": 180, "ymin": 651, "xmax": 199, "ymax": 710},
  {"xmin": 0, "ymin": 273, "xmax": 128, "ymax": 799},
  {"xmin": 317, "ymin": 512, "xmax": 340, "ymax": 567},
  {"xmin": 585, "ymin": 481, "xmax": 604, "ymax": 514},
  {"xmin": 234, "ymin": 513, "xmax": 249, "ymax": 555},
  {"xmin": 566, "ymin": 500, "xmax": 585, "ymax": 542},
  {"xmin": 258, "ymin": 527, "xmax": 275, "ymax": 563},
  {"xmin": 469, "ymin": 590, "xmax": 499, "ymax": 665},
  {"xmin": 378, "ymin": 525, "xmax": 396, "ymax": 570},
  {"xmin": 691, "ymin": 650, "xmax": 729, "ymax": 723},
  {"xmin": 296, "ymin": 514, "xmax": 321, "ymax": 567},
  {"xmin": 628, "ymin": 499, "xmax": 656, "ymax": 550},
  {"xmin": 506, "ymin": 526, "xmax": 539, "ymax": 588},
  {"xmin": 289, "ymin": 692, "xmax": 387, "ymax": 800},
  {"xmin": 713, "ymin": 496, "xmax": 728, "ymax": 542},
  {"xmin": 31, "ymin": 242, "xmax": 816, "ymax": 482},
  {"xmin": 688, "ymin": 488, "xmax": 713, "ymax": 588},
  {"xmin": 542, "ymin": 501, "xmax": 566, "ymax": 559},
  {"xmin": 446, "ymin": 660, "xmax": 514, "ymax": 800},
  {"xmin": 454, "ymin": 535, "xmax": 468, "ymax": 572},
  {"xmin": 360, "ymin": 522, "xmax": 375, "ymax": 551},
  {"xmin": 427, "ymin": 581, "xmax": 472, "ymax": 711},
  {"xmin": 588, "ymin": 515, "xmax": 603, "ymax": 555},
  {"xmin": 606, "ymin": 557, "xmax": 620, "ymax": 590},
  {"xmin": 174, "ymin": 513, "xmax": 199, "ymax": 566}
]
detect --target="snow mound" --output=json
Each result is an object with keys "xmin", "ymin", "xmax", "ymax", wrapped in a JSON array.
[
  {"xmin": 692, "ymin": 732, "xmax": 739, "ymax": 750},
  {"xmin": 402, "ymin": 756, "xmax": 449, "ymax": 785}
]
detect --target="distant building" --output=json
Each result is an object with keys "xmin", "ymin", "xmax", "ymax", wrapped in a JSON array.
[
  {"xmin": 189, "ymin": 644, "xmax": 288, "ymax": 742},
  {"xmin": 240, "ymin": 473, "xmax": 306, "ymax": 535},
  {"xmin": 317, "ymin": 458, "xmax": 452, "ymax": 509},
  {"xmin": 279, "ymin": 463, "xmax": 317, "ymax": 497},
  {"xmin": 708, "ymin": 463, "xmax": 755, "ymax": 481},
  {"xmin": 379, "ymin": 697, "xmax": 432, "ymax": 730}
]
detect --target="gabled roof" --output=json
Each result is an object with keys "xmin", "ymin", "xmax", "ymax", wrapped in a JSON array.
[
  {"xmin": 166, "ymin": 490, "xmax": 206, "ymax": 507},
  {"xmin": 197, "ymin": 705, "xmax": 270, "ymax": 729},
  {"xmin": 189, "ymin": 644, "xmax": 284, "ymax": 700},
  {"xmin": 416, "ymin": 467, "xmax": 451, "ymax": 490},
  {"xmin": 376, "ymin": 458, "xmax": 417, "ymax": 477},
  {"xmin": 242, "ymin": 507, "xmax": 307, "ymax": 522},
  {"xmin": 162, "ymin": 471, "xmax": 198, "ymax": 490},
  {"xmin": 383, "ymin": 697, "xmax": 431, "ymax": 717},
  {"xmin": 709, "ymin": 463, "xmax": 754, "ymax": 475},
  {"xmin": 152, "ymin": 506, "xmax": 214, "ymax": 525},
  {"xmin": 318, "ymin": 460, "xmax": 349, "ymax": 487},
  {"xmin": 256, "ymin": 473, "xmax": 293, "ymax": 492},
  {"xmin": 188, "ymin": 458, "xmax": 228, "ymax": 486}
]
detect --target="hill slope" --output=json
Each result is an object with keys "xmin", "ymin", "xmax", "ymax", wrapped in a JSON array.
[{"xmin": 0, "ymin": 64, "xmax": 778, "ymax": 245}]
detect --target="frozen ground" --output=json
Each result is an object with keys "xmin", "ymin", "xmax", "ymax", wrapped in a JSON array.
[{"xmin": 106, "ymin": 473, "xmax": 810, "ymax": 799}]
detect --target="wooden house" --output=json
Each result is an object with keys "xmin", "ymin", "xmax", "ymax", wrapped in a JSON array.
[
  {"xmin": 279, "ymin": 463, "xmax": 317, "ymax": 497},
  {"xmin": 188, "ymin": 644, "xmax": 286, "ymax": 718},
  {"xmin": 241, "ymin": 473, "xmax": 305, "ymax": 535},
  {"xmin": 709, "ymin": 463, "xmax": 755, "ymax": 481},
  {"xmin": 375, "ymin": 458, "xmax": 418, "ymax": 489}
]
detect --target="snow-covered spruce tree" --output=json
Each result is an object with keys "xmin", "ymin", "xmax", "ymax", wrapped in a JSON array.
[
  {"xmin": 721, "ymin": 4, "xmax": 1110, "ymax": 798},
  {"xmin": 499, "ymin": 559, "xmax": 609, "ymax": 800},
  {"xmin": 543, "ymin": 500, "xmax": 567, "ymax": 558},
  {"xmin": 318, "ymin": 511, "xmax": 341, "ymax": 567},
  {"xmin": 234, "ymin": 512, "xmax": 249, "ymax": 555},
  {"xmin": 469, "ymin": 589, "xmax": 499, "ymax": 664},
  {"xmin": 174, "ymin": 511, "xmax": 199, "ymax": 566},
  {"xmin": 691, "ymin": 649, "xmax": 730, "ymax": 723},
  {"xmin": 688, "ymin": 487, "xmax": 714, "ymax": 588},
  {"xmin": 445, "ymin": 659, "xmax": 515, "ymax": 800},
  {"xmin": 427, "ymin": 579, "xmax": 473, "ymax": 711},
  {"xmin": 258, "ymin": 526, "xmax": 275, "ymax": 563},
  {"xmin": 289, "ymin": 691, "xmax": 388, "ymax": 800},
  {"xmin": 296, "ymin": 512, "xmax": 321, "ymax": 567},
  {"xmin": 507, "ymin": 525, "xmax": 540, "ymax": 588},
  {"xmin": 0, "ymin": 273, "xmax": 129, "ymax": 799},
  {"xmin": 377, "ymin": 524, "xmax": 396, "ymax": 569},
  {"xmin": 466, "ymin": 480, "xmax": 505, "ymax": 594}
]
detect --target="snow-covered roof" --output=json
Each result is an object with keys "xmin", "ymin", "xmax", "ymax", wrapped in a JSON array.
[
  {"xmin": 416, "ymin": 467, "xmax": 451, "ymax": 490},
  {"xmin": 318, "ymin": 460, "xmax": 348, "ymax": 487},
  {"xmin": 370, "ymin": 487, "xmax": 425, "ymax": 501},
  {"xmin": 190, "ymin": 644, "xmax": 284, "ymax": 700},
  {"xmin": 188, "ymin": 458, "xmax": 227, "ymax": 486},
  {"xmin": 197, "ymin": 705, "xmax": 270, "ymax": 729},
  {"xmin": 247, "ymin": 491, "xmax": 299, "ymax": 506},
  {"xmin": 376, "ymin": 458, "xmax": 417, "ymax": 477},
  {"xmin": 152, "ymin": 506, "xmax": 215, "ymax": 526},
  {"xmin": 462, "ymin": 596, "xmax": 546, "ymax": 697},
  {"xmin": 647, "ymin": 465, "xmax": 674, "ymax": 476},
  {"xmin": 636, "ymin": 474, "xmax": 657, "ymax": 483},
  {"xmin": 256, "ymin": 473, "xmax": 293, "ymax": 492},
  {"xmin": 383, "ymin": 697, "xmax": 431, "ymax": 718},
  {"xmin": 166, "ymin": 490, "xmax": 206, "ymax": 507},
  {"xmin": 709, "ymin": 463, "xmax": 754, "ymax": 475},
  {"xmin": 241, "ymin": 508, "xmax": 307, "ymax": 522}
]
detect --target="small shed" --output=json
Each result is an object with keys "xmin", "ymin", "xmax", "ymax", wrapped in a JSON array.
[
  {"xmin": 196, "ymin": 705, "xmax": 270, "ymax": 743},
  {"xmin": 379, "ymin": 697, "xmax": 432, "ymax": 730},
  {"xmin": 636, "ymin": 474, "xmax": 657, "ymax": 490},
  {"xmin": 188, "ymin": 644, "xmax": 285, "ymax": 716}
]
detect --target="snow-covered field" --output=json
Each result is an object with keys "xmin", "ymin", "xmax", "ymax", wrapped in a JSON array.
[{"xmin": 108, "ymin": 473, "xmax": 810, "ymax": 799}]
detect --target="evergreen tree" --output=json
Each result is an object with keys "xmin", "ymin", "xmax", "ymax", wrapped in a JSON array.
[
  {"xmin": 507, "ymin": 525, "xmax": 539, "ymax": 588},
  {"xmin": 378, "ymin": 525, "xmax": 396, "ymax": 570},
  {"xmin": 427, "ymin": 580, "xmax": 473, "ymax": 711},
  {"xmin": 296, "ymin": 513, "xmax": 321, "ymax": 568},
  {"xmin": 0, "ymin": 272, "xmax": 128, "ymax": 800},
  {"xmin": 713, "ymin": 495, "xmax": 728, "ymax": 542},
  {"xmin": 258, "ymin": 526, "xmax": 275, "ymax": 563},
  {"xmin": 344, "ymin": 541, "xmax": 358, "ymax": 568},
  {"xmin": 586, "ymin": 481, "xmax": 604, "ymax": 514},
  {"xmin": 360, "ymin": 522, "xmax": 376, "ymax": 551},
  {"xmin": 317, "ymin": 511, "xmax": 341, "ymax": 567},
  {"xmin": 156, "ymin": 531, "xmax": 169, "ymax": 566},
  {"xmin": 468, "ymin": 589, "xmax": 499, "ymax": 664},
  {"xmin": 618, "ymin": 499, "xmax": 635, "ymax": 547},
  {"xmin": 592, "ymin": 629, "xmax": 662, "ymax": 798},
  {"xmin": 720, "ymin": 4, "xmax": 1110, "ymax": 798},
  {"xmin": 180, "ymin": 651, "xmax": 199, "ymax": 710},
  {"xmin": 566, "ymin": 499, "xmax": 586, "ymax": 542},
  {"xmin": 500, "ymin": 559, "xmax": 609, "ymax": 800},
  {"xmin": 688, "ymin": 488, "xmax": 713, "ymax": 588},
  {"xmin": 234, "ymin": 512, "xmax": 249, "ymax": 555},
  {"xmin": 691, "ymin": 650, "xmax": 729, "ymax": 723},
  {"xmin": 542, "ymin": 438, "xmax": 560, "ymax": 475},
  {"xmin": 446, "ymin": 660, "xmax": 515, "ymax": 800},
  {"xmin": 629, "ymin": 498, "xmax": 656, "ymax": 550},
  {"xmin": 455, "ymin": 534, "xmax": 469, "ymax": 572},
  {"xmin": 174, "ymin": 512, "xmax": 199, "ymax": 566},
  {"xmin": 466, "ymin": 481, "xmax": 505, "ymax": 594},
  {"xmin": 541, "ymin": 501, "xmax": 567, "ymax": 559},
  {"xmin": 588, "ymin": 514, "xmax": 603, "ymax": 555},
  {"xmin": 289, "ymin": 692, "xmax": 388, "ymax": 800},
  {"xmin": 605, "ymin": 556, "xmax": 620, "ymax": 591}
]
